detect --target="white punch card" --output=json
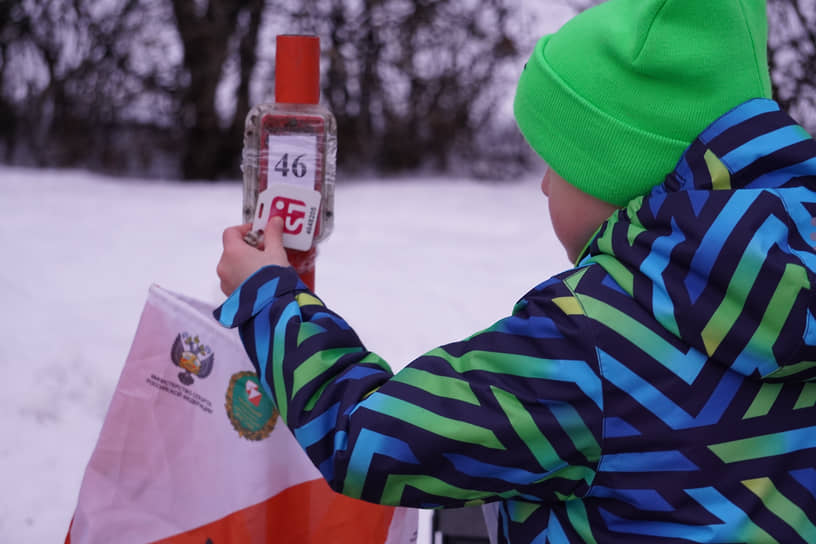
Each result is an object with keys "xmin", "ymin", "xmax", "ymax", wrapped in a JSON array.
[{"xmin": 251, "ymin": 183, "xmax": 322, "ymax": 251}]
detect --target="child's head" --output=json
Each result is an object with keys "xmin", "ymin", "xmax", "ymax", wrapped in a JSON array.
[{"xmin": 515, "ymin": 0, "xmax": 772, "ymax": 211}]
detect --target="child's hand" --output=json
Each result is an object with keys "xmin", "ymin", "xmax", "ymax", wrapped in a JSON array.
[{"xmin": 217, "ymin": 216, "xmax": 290, "ymax": 296}]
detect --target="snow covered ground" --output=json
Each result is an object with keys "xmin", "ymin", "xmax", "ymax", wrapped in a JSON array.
[{"xmin": 0, "ymin": 166, "xmax": 569, "ymax": 543}]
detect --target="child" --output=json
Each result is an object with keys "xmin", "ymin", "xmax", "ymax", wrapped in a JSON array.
[{"xmin": 216, "ymin": 0, "xmax": 816, "ymax": 541}]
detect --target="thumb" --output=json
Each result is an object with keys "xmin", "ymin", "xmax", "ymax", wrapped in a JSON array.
[
  {"xmin": 262, "ymin": 215, "xmax": 290, "ymax": 267},
  {"xmin": 264, "ymin": 215, "xmax": 285, "ymax": 245}
]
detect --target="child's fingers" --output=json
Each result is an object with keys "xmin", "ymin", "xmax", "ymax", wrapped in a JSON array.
[{"xmin": 222, "ymin": 223, "xmax": 253, "ymax": 246}]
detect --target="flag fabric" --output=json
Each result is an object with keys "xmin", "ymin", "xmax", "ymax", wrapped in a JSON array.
[{"xmin": 66, "ymin": 285, "xmax": 417, "ymax": 544}]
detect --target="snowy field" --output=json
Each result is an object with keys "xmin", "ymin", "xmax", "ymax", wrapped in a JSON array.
[{"xmin": 0, "ymin": 165, "xmax": 569, "ymax": 543}]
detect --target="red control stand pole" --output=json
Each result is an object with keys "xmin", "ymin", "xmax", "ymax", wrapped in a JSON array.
[{"xmin": 275, "ymin": 35, "xmax": 321, "ymax": 291}]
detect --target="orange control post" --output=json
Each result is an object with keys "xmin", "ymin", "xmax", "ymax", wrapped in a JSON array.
[
  {"xmin": 276, "ymin": 35, "xmax": 320, "ymax": 290},
  {"xmin": 276, "ymin": 35, "xmax": 321, "ymax": 105},
  {"xmin": 241, "ymin": 35, "xmax": 337, "ymax": 292}
]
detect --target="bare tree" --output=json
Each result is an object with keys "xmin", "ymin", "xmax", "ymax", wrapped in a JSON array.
[
  {"xmin": 0, "ymin": 0, "xmax": 181, "ymax": 170},
  {"xmin": 169, "ymin": 0, "xmax": 264, "ymax": 179},
  {"xmin": 290, "ymin": 0, "xmax": 526, "ymax": 176},
  {"xmin": 768, "ymin": 0, "xmax": 816, "ymax": 131},
  {"xmin": 0, "ymin": 0, "xmax": 27, "ymax": 160},
  {"xmin": 0, "ymin": 0, "xmax": 265, "ymax": 178},
  {"xmin": 2, "ymin": 0, "xmax": 532, "ymax": 179}
]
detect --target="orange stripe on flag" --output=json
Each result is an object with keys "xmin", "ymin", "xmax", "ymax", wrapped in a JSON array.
[{"xmin": 153, "ymin": 478, "xmax": 395, "ymax": 544}]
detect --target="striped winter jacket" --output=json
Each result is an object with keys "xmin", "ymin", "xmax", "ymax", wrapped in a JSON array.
[{"xmin": 216, "ymin": 98, "xmax": 816, "ymax": 543}]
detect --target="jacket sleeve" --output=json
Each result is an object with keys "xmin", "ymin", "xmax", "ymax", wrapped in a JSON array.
[{"xmin": 215, "ymin": 265, "xmax": 603, "ymax": 508}]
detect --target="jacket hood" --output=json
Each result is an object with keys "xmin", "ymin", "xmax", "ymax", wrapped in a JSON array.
[{"xmin": 584, "ymin": 99, "xmax": 816, "ymax": 381}]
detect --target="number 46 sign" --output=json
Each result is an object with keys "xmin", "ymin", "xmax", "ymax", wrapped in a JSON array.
[
  {"xmin": 267, "ymin": 134, "xmax": 318, "ymax": 190},
  {"xmin": 273, "ymin": 152, "xmax": 308, "ymax": 179}
]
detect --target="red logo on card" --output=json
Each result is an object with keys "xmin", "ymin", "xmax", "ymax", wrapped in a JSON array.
[{"xmin": 271, "ymin": 196, "xmax": 306, "ymax": 234}]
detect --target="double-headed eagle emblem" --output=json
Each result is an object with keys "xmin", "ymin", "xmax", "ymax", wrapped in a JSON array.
[{"xmin": 171, "ymin": 332, "xmax": 214, "ymax": 385}]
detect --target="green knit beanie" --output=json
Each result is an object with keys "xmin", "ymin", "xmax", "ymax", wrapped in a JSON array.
[{"xmin": 514, "ymin": 0, "xmax": 772, "ymax": 206}]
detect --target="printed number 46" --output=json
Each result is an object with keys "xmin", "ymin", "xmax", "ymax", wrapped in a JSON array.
[{"xmin": 274, "ymin": 153, "xmax": 307, "ymax": 178}]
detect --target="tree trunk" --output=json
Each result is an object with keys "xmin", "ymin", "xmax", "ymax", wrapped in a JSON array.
[{"xmin": 170, "ymin": 0, "xmax": 239, "ymax": 179}]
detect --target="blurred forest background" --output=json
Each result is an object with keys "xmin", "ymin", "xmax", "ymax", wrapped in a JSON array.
[{"xmin": 0, "ymin": 0, "xmax": 814, "ymax": 181}]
